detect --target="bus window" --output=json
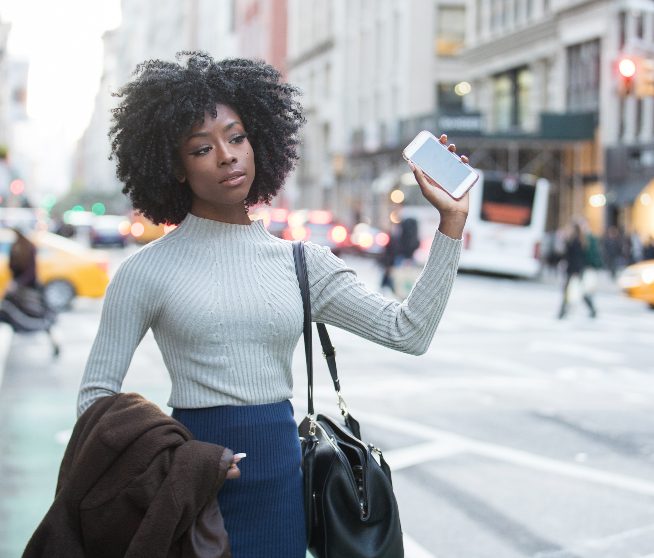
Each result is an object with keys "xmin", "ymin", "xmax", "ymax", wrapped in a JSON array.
[{"xmin": 481, "ymin": 177, "xmax": 535, "ymax": 227}]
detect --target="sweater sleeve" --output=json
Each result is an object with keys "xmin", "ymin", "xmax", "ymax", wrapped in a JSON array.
[
  {"xmin": 305, "ymin": 230, "xmax": 461, "ymax": 355},
  {"xmin": 77, "ymin": 254, "xmax": 161, "ymax": 416}
]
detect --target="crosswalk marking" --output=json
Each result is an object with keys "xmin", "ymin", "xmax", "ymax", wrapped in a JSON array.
[
  {"xmin": 384, "ymin": 441, "xmax": 464, "ymax": 470},
  {"xmin": 355, "ymin": 410, "xmax": 654, "ymax": 497}
]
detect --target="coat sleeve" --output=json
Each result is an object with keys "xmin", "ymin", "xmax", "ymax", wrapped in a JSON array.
[{"xmin": 305, "ymin": 230, "xmax": 461, "ymax": 355}]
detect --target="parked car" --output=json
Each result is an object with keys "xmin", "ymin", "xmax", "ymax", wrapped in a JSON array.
[
  {"xmin": 0, "ymin": 228, "xmax": 110, "ymax": 311},
  {"xmin": 618, "ymin": 259, "xmax": 654, "ymax": 309},
  {"xmin": 281, "ymin": 210, "xmax": 349, "ymax": 256},
  {"xmin": 90, "ymin": 214, "xmax": 131, "ymax": 247},
  {"xmin": 349, "ymin": 223, "xmax": 390, "ymax": 257}
]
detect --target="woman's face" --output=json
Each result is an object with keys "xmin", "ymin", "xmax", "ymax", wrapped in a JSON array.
[{"xmin": 177, "ymin": 104, "xmax": 256, "ymax": 222}]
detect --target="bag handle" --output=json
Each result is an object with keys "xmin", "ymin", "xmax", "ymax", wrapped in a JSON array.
[{"xmin": 292, "ymin": 241, "xmax": 361, "ymax": 439}]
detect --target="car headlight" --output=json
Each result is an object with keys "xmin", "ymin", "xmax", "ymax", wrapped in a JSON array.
[
  {"xmin": 619, "ymin": 265, "xmax": 654, "ymax": 288},
  {"xmin": 619, "ymin": 270, "xmax": 642, "ymax": 289}
]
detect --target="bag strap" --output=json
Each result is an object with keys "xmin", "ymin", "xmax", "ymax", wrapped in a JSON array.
[
  {"xmin": 292, "ymin": 241, "xmax": 361, "ymax": 439},
  {"xmin": 292, "ymin": 240, "xmax": 314, "ymax": 417}
]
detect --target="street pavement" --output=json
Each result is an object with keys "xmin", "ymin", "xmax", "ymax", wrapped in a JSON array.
[{"xmin": 0, "ymin": 250, "xmax": 653, "ymax": 557}]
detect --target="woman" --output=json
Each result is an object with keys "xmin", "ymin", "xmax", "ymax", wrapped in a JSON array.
[
  {"xmin": 558, "ymin": 222, "xmax": 597, "ymax": 319},
  {"xmin": 77, "ymin": 52, "xmax": 468, "ymax": 557}
]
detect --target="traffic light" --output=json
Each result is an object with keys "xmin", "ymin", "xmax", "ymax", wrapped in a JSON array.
[{"xmin": 618, "ymin": 56, "xmax": 636, "ymax": 96}]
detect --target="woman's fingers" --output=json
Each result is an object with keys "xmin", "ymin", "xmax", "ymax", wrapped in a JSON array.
[
  {"xmin": 226, "ymin": 452, "xmax": 244, "ymax": 480},
  {"xmin": 226, "ymin": 466, "xmax": 241, "ymax": 480}
]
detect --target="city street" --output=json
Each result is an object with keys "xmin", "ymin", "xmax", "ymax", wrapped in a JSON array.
[{"xmin": 1, "ymin": 250, "xmax": 653, "ymax": 558}]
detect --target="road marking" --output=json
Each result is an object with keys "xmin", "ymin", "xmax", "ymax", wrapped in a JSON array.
[
  {"xmin": 384, "ymin": 441, "xmax": 464, "ymax": 471},
  {"xmin": 343, "ymin": 375, "xmax": 550, "ymax": 399},
  {"xmin": 403, "ymin": 533, "xmax": 437, "ymax": 558},
  {"xmin": 424, "ymin": 348, "xmax": 543, "ymax": 375},
  {"xmin": 532, "ymin": 523, "xmax": 654, "ymax": 557},
  {"xmin": 528, "ymin": 341, "xmax": 624, "ymax": 364},
  {"xmin": 355, "ymin": 409, "xmax": 654, "ymax": 497}
]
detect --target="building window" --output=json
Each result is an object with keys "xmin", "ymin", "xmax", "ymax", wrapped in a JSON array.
[
  {"xmin": 492, "ymin": 67, "xmax": 532, "ymax": 132},
  {"xmin": 491, "ymin": 0, "xmax": 503, "ymax": 31},
  {"xmin": 435, "ymin": 5, "xmax": 466, "ymax": 56},
  {"xmin": 567, "ymin": 39, "xmax": 600, "ymax": 112}
]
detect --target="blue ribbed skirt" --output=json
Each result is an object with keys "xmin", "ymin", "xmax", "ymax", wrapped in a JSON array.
[{"xmin": 172, "ymin": 400, "xmax": 306, "ymax": 557}]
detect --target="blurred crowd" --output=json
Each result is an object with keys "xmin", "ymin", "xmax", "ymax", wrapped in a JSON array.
[{"xmin": 542, "ymin": 223, "xmax": 654, "ymax": 281}]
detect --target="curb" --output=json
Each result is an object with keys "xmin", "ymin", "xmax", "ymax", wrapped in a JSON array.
[{"xmin": 0, "ymin": 322, "xmax": 14, "ymax": 390}]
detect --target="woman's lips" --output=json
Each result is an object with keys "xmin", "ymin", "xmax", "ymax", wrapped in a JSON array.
[{"xmin": 220, "ymin": 173, "xmax": 246, "ymax": 187}]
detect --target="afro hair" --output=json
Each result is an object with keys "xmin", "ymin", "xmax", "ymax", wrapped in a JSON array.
[{"xmin": 109, "ymin": 51, "xmax": 305, "ymax": 225}]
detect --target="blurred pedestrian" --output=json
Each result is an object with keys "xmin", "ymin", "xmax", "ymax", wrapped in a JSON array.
[
  {"xmin": 8, "ymin": 227, "xmax": 37, "ymax": 288},
  {"xmin": 557, "ymin": 222, "xmax": 597, "ymax": 319},
  {"xmin": 379, "ymin": 222, "xmax": 399, "ymax": 295},
  {"xmin": 0, "ymin": 228, "xmax": 60, "ymax": 356},
  {"xmin": 602, "ymin": 225, "xmax": 623, "ymax": 279},
  {"xmin": 643, "ymin": 235, "xmax": 654, "ymax": 260},
  {"xmin": 379, "ymin": 217, "xmax": 420, "ymax": 296},
  {"xmin": 397, "ymin": 217, "xmax": 420, "ymax": 262},
  {"xmin": 75, "ymin": 52, "xmax": 469, "ymax": 557}
]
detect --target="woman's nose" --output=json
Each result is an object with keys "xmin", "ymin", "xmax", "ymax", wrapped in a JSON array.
[{"xmin": 216, "ymin": 143, "xmax": 237, "ymax": 165}]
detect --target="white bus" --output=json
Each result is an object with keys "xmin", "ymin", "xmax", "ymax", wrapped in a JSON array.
[{"xmin": 395, "ymin": 170, "xmax": 550, "ymax": 278}]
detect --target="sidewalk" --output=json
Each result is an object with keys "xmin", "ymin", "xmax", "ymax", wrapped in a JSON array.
[{"xmin": 0, "ymin": 322, "xmax": 13, "ymax": 390}]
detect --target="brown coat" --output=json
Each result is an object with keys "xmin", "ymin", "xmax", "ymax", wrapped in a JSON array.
[{"xmin": 23, "ymin": 393, "xmax": 233, "ymax": 558}]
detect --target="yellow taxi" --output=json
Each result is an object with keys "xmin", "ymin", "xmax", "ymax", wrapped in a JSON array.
[
  {"xmin": 618, "ymin": 259, "xmax": 654, "ymax": 309},
  {"xmin": 0, "ymin": 228, "xmax": 110, "ymax": 311},
  {"xmin": 129, "ymin": 212, "xmax": 177, "ymax": 244}
]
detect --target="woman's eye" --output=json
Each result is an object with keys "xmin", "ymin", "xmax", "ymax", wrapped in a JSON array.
[
  {"xmin": 190, "ymin": 146, "xmax": 212, "ymax": 156},
  {"xmin": 230, "ymin": 134, "xmax": 248, "ymax": 144}
]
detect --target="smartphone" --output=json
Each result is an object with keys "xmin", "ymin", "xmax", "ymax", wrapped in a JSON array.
[{"xmin": 402, "ymin": 130, "xmax": 478, "ymax": 199}]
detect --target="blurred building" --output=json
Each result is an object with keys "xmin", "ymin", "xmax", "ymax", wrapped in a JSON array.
[
  {"xmin": 0, "ymin": 14, "xmax": 10, "ymax": 149},
  {"xmin": 285, "ymin": 0, "xmax": 654, "ymax": 242},
  {"xmin": 75, "ymin": 0, "xmax": 237, "ymax": 207},
  {"xmin": 235, "ymin": 0, "xmax": 288, "ymax": 76},
  {"xmin": 0, "ymin": 14, "xmax": 12, "ymax": 201},
  {"xmin": 0, "ymin": 14, "xmax": 31, "ymax": 206},
  {"xmin": 458, "ymin": 0, "xmax": 654, "ymax": 240},
  {"xmin": 287, "ymin": 0, "xmax": 448, "ymax": 225}
]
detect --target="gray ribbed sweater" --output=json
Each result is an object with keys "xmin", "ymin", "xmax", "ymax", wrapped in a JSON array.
[{"xmin": 77, "ymin": 213, "xmax": 461, "ymax": 415}]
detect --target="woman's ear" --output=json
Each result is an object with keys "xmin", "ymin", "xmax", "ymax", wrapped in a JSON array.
[{"xmin": 174, "ymin": 169, "xmax": 186, "ymax": 184}]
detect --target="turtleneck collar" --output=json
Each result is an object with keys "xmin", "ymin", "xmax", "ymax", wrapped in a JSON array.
[{"xmin": 175, "ymin": 213, "xmax": 272, "ymax": 242}]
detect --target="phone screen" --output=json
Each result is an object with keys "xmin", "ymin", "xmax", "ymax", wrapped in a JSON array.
[{"xmin": 410, "ymin": 138, "xmax": 473, "ymax": 194}]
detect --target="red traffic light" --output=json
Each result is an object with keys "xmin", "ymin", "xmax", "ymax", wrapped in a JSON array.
[{"xmin": 618, "ymin": 57, "xmax": 637, "ymax": 78}]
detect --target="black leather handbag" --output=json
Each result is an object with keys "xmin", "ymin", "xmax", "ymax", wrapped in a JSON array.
[{"xmin": 293, "ymin": 241, "xmax": 404, "ymax": 558}]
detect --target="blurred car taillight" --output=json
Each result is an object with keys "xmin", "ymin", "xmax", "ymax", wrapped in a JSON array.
[
  {"xmin": 289, "ymin": 226, "xmax": 308, "ymax": 241},
  {"xmin": 118, "ymin": 220, "xmax": 131, "ymax": 236},
  {"xmin": 376, "ymin": 232, "xmax": 390, "ymax": 247},
  {"xmin": 330, "ymin": 225, "xmax": 348, "ymax": 244}
]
